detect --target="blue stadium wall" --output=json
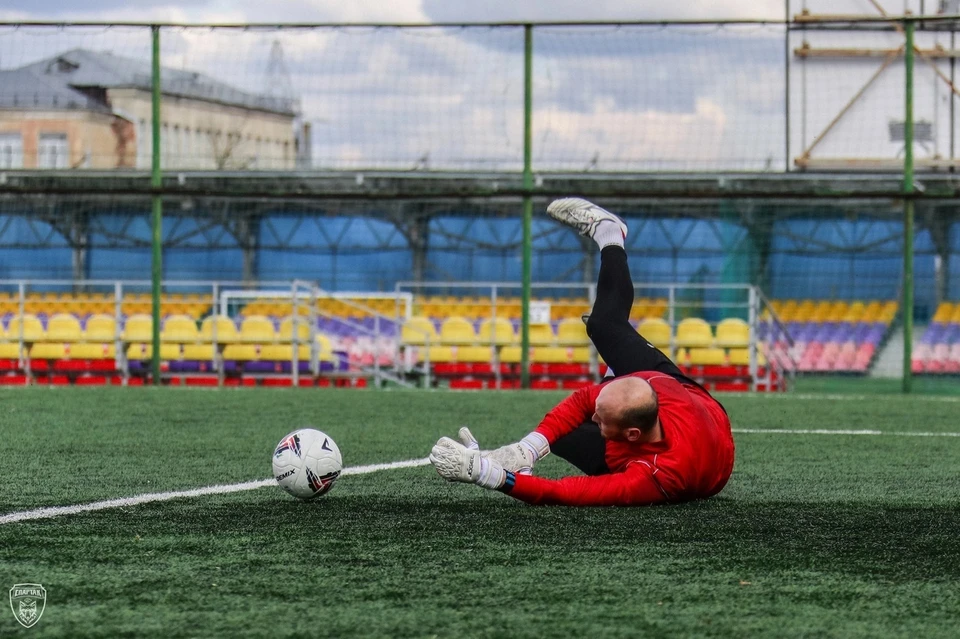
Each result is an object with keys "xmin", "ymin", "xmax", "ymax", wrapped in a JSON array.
[{"xmin": 0, "ymin": 213, "xmax": 956, "ymax": 313}]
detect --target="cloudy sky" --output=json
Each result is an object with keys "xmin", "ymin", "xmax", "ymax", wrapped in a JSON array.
[{"xmin": 0, "ymin": 1, "xmax": 950, "ymax": 171}]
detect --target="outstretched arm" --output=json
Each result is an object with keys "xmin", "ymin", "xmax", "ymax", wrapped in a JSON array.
[
  {"xmin": 533, "ymin": 385, "xmax": 599, "ymax": 444},
  {"xmin": 502, "ymin": 462, "xmax": 669, "ymax": 507}
]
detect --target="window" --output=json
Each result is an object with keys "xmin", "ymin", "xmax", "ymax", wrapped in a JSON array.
[
  {"xmin": 0, "ymin": 133, "xmax": 23, "ymax": 169},
  {"xmin": 37, "ymin": 133, "xmax": 68, "ymax": 169}
]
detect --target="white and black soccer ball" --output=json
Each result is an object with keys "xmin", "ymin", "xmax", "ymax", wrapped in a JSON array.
[{"xmin": 272, "ymin": 428, "xmax": 343, "ymax": 500}]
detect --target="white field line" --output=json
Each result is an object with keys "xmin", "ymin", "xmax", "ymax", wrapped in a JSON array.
[
  {"xmin": 732, "ymin": 428, "xmax": 960, "ymax": 437},
  {"xmin": 0, "ymin": 457, "xmax": 430, "ymax": 526},
  {"xmin": 4, "ymin": 425, "xmax": 960, "ymax": 526}
]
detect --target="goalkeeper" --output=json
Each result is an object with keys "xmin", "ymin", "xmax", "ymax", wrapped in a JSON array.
[{"xmin": 429, "ymin": 198, "xmax": 735, "ymax": 506}]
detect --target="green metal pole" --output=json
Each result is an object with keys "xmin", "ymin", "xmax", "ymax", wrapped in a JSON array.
[
  {"xmin": 521, "ymin": 25, "xmax": 533, "ymax": 389},
  {"xmin": 151, "ymin": 25, "xmax": 163, "ymax": 385},
  {"xmin": 903, "ymin": 19, "xmax": 915, "ymax": 394}
]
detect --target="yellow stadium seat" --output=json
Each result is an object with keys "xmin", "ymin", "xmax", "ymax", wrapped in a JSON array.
[
  {"xmin": 570, "ymin": 347, "xmax": 592, "ymax": 364},
  {"xmin": 499, "ymin": 346, "xmax": 523, "ymax": 363},
  {"xmin": 951, "ymin": 305, "xmax": 960, "ymax": 324},
  {"xmin": 439, "ymin": 316, "xmax": 477, "ymax": 345},
  {"xmin": 532, "ymin": 346, "xmax": 569, "ymax": 363},
  {"xmin": 556, "ymin": 318, "xmax": 589, "ymax": 346},
  {"xmin": 728, "ymin": 348, "xmax": 767, "ymax": 366},
  {"xmin": 826, "ymin": 301, "xmax": 849, "ymax": 322},
  {"xmin": 8, "ymin": 314, "xmax": 46, "ymax": 342},
  {"xmin": 122, "ymin": 314, "xmax": 153, "ymax": 342},
  {"xmin": 0, "ymin": 342, "xmax": 21, "ymax": 359},
  {"xmin": 878, "ymin": 301, "xmax": 898, "ymax": 323},
  {"xmin": 182, "ymin": 343, "xmax": 216, "ymax": 361},
  {"xmin": 844, "ymin": 302, "xmax": 866, "ymax": 323},
  {"xmin": 794, "ymin": 300, "xmax": 816, "ymax": 322},
  {"xmin": 278, "ymin": 316, "xmax": 312, "ymax": 343},
  {"xmin": 161, "ymin": 315, "xmax": 199, "ymax": 343},
  {"xmin": 83, "ymin": 314, "xmax": 117, "ymax": 342},
  {"xmin": 30, "ymin": 343, "xmax": 66, "ymax": 360},
  {"xmin": 646, "ymin": 299, "xmax": 668, "ymax": 319},
  {"xmin": 261, "ymin": 344, "xmax": 312, "ymax": 361},
  {"xmin": 222, "ymin": 344, "xmax": 259, "ymax": 361},
  {"xmin": 529, "ymin": 323, "xmax": 556, "ymax": 346},
  {"xmin": 478, "ymin": 317, "xmax": 515, "ymax": 346},
  {"xmin": 932, "ymin": 303, "xmax": 953, "ymax": 323},
  {"xmin": 45, "ymin": 313, "xmax": 82, "ymax": 342},
  {"xmin": 239, "ymin": 316, "xmax": 277, "ymax": 343},
  {"xmin": 811, "ymin": 301, "xmax": 832, "ymax": 322},
  {"xmin": 70, "ymin": 343, "xmax": 115, "ymax": 360},
  {"xmin": 675, "ymin": 318, "xmax": 713, "ymax": 348},
  {"xmin": 126, "ymin": 343, "xmax": 181, "ymax": 360},
  {"xmin": 456, "ymin": 346, "xmax": 494, "ymax": 363},
  {"xmin": 200, "ymin": 316, "xmax": 239, "ymax": 343},
  {"xmin": 638, "ymin": 318, "xmax": 671, "ymax": 348},
  {"xmin": 778, "ymin": 300, "xmax": 798, "ymax": 322},
  {"xmin": 401, "ymin": 316, "xmax": 439, "ymax": 346},
  {"xmin": 688, "ymin": 347, "xmax": 727, "ymax": 366},
  {"xmin": 861, "ymin": 301, "xmax": 883, "ymax": 322},
  {"xmin": 424, "ymin": 346, "xmax": 456, "ymax": 363},
  {"xmin": 714, "ymin": 318, "xmax": 750, "ymax": 348},
  {"xmin": 674, "ymin": 348, "xmax": 689, "ymax": 366}
]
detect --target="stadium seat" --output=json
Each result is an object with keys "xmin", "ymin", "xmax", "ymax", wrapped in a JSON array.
[
  {"xmin": 439, "ymin": 316, "xmax": 477, "ymax": 345},
  {"xmin": 7, "ymin": 314, "xmax": 45, "ymax": 342},
  {"xmin": 728, "ymin": 348, "xmax": 767, "ymax": 366},
  {"xmin": 688, "ymin": 347, "xmax": 727, "ymax": 366},
  {"xmin": 424, "ymin": 346, "xmax": 456, "ymax": 363},
  {"xmin": 478, "ymin": 317, "xmax": 515, "ymax": 346},
  {"xmin": 83, "ymin": 314, "xmax": 117, "ymax": 342},
  {"xmin": 161, "ymin": 315, "xmax": 200, "ymax": 343},
  {"xmin": 45, "ymin": 314, "xmax": 82, "ymax": 342},
  {"xmin": 182, "ymin": 343, "xmax": 216, "ymax": 361},
  {"xmin": 260, "ymin": 344, "xmax": 312, "ymax": 362},
  {"xmin": 556, "ymin": 318, "xmax": 589, "ymax": 346},
  {"xmin": 222, "ymin": 344, "xmax": 260, "ymax": 361},
  {"xmin": 401, "ymin": 316, "xmax": 439, "ymax": 346},
  {"xmin": 240, "ymin": 315, "xmax": 277, "ymax": 343},
  {"xmin": 529, "ymin": 323, "xmax": 556, "ymax": 346},
  {"xmin": 278, "ymin": 316, "xmax": 311, "ymax": 343},
  {"xmin": 675, "ymin": 318, "xmax": 713, "ymax": 348},
  {"xmin": 122, "ymin": 314, "xmax": 153, "ymax": 342},
  {"xmin": 70, "ymin": 342, "xmax": 116, "ymax": 360},
  {"xmin": 30, "ymin": 343, "xmax": 67, "ymax": 360},
  {"xmin": 932, "ymin": 303, "xmax": 953, "ymax": 324},
  {"xmin": 637, "ymin": 318, "xmax": 671, "ymax": 348},
  {"xmin": 126, "ymin": 343, "xmax": 181, "ymax": 360},
  {"xmin": 456, "ymin": 345, "xmax": 494, "ymax": 363},
  {"xmin": 714, "ymin": 318, "xmax": 750, "ymax": 348},
  {"xmin": 499, "ymin": 346, "xmax": 523, "ymax": 363},
  {"xmin": 531, "ymin": 346, "xmax": 570, "ymax": 364},
  {"xmin": 0, "ymin": 342, "xmax": 21, "ymax": 360},
  {"xmin": 200, "ymin": 316, "xmax": 239, "ymax": 343}
]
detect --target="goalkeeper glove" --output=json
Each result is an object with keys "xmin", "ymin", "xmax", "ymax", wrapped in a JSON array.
[
  {"xmin": 458, "ymin": 426, "xmax": 549, "ymax": 475},
  {"xmin": 429, "ymin": 436, "xmax": 506, "ymax": 490}
]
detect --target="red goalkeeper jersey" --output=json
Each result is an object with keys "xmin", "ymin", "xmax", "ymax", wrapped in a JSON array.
[{"xmin": 507, "ymin": 372, "xmax": 734, "ymax": 507}]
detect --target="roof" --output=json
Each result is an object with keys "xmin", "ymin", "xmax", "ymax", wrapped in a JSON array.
[{"xmin": 0, "ymin": 48, "xmax": 296, "ymax": 116}]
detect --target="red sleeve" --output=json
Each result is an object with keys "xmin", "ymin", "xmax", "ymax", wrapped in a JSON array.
[
  {"xmin": 533, "ymin": 386, "xmax": 598, "ymax": 444},
  {"xmin": 505, "ymin": 463, "xmax": 669, "ymax": 507}
]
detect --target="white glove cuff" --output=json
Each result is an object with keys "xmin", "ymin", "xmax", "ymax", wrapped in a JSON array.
[
  {"xmin": 519, "ymin": 431, "xmax": 550, "ymax": 462},
  {"xmin": 477, "ymin": 457, "xmax": 506, "ymax": 490}
]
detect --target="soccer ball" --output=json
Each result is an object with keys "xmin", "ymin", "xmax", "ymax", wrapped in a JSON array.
[{"xmin": 272, "ymin": 429, "xmax": 343, "ymax": 500}]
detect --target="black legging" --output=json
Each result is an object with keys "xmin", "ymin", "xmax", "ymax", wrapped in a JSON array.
[{"xmin": 585, "ymin": 246, "xmax": 692, "ymax": 382}]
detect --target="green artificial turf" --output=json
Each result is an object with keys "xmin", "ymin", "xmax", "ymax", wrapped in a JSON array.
[{"xmin": 1, "ymin": 387, "xmax": 959, "ymax": 638}]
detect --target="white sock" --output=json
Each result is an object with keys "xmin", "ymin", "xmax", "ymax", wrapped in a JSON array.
[{"xmin": 593, "ymin": 220, "xmax": 624, "ymax": 249}]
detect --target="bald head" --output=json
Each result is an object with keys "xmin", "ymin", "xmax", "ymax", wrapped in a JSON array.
[{"xmin": 595, "ymin": 377, "xmax": 659, "ymax": 435}]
